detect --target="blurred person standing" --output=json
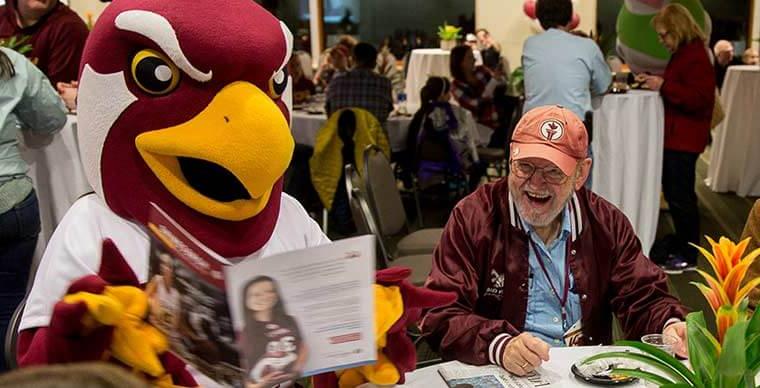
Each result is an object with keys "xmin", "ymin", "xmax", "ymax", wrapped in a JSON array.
[
  {"xmin": 522, "ymin": 0, "xmax": 610, "ymax": 139},
  {"xmin": 713, "ymin": 40, "xmax": 741, "ymax": 90},
  {"xmin": 637, "ymin": 4, "xmax": 715, "ymax": 273},
  {"xmin": 0, "ymin": 46, "xmax": 67, "ymax": 371}
]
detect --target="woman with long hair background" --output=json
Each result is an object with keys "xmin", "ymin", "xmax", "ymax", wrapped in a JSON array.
[
  {"xmin": 241, "ymin": 276, "xmax": 307, "ymax": 388},
  {"xmin": 637, "ymin": 4, "xmax": 715, "ymax": 273},
  {"xmin": 0, "ymin": 47, "xmax": 66, "ymax": 371}
]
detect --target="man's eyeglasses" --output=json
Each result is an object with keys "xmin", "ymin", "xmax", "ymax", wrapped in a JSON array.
[{"xmin": 510, "ymin": 160, "xmax": 569, "ymax": 185}]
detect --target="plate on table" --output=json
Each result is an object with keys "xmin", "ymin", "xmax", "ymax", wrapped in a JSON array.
[{"xmin": 571, "ymin": 359, "xmax": 638, "ymax": 385}]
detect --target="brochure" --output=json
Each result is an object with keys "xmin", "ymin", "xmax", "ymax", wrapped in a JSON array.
[
  {"xmin": 438, "ymin": 363, "xmax": 552, "ymax": 388},
  {"xmin": 145, "ymin": 202, "xmax": 376, "ymax": 387}
]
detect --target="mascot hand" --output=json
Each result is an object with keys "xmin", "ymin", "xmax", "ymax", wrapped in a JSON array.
[{"xmin": 48, "ymin": 240, "xmax": 172, "ymax": 379}]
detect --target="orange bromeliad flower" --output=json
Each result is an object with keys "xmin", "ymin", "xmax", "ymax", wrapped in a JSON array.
[{"xmin": 691, "ymin": 237, "xmax": 760, "ymax": 342}]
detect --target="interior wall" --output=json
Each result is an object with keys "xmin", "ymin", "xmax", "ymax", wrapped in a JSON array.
[
  {"xmin": 358, "ymin": 0, "xmax": 475, "ymax": 46},
  {"xmin": 475, "ymin": 0, "xmax": 597, "ymax": 73},
  {"xmin": 67, "ymin": 0, "xmax": 109, "ymax": 23}
]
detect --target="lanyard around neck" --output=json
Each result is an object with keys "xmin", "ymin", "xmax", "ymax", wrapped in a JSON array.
[{"xmin": 528, "ymin": 237, "xmax": 571, "ymax": 321}]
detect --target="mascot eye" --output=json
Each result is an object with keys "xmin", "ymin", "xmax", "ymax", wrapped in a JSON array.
[
  {"xmin": 268, "ymin": 68, "xmax": 288, "ymax": 98},
  {"xmin": 131, "ymin": 49, "xmax": 181, "ymax": 95}
]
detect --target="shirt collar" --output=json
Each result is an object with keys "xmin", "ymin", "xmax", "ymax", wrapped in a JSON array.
[{"xmin": 524, "ymin": 206, "xmax": 572, "ymax": 244}]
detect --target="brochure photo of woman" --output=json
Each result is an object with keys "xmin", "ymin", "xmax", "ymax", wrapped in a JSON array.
[
  {"xmin": 242, "ymin": 276, "xmax": 308, "ymax": 388},
  {"xmin": 146, "ymin": 251, "xmax": 181, "ymax": 334}
]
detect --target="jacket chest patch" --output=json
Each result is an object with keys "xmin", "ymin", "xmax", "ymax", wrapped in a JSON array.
[{"xmin": 483, "ymin": 269, "xmax": 504, "ymax": 300}]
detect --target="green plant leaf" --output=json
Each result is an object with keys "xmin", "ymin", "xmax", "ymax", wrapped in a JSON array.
[
  {"xmin": 614, "ymin": 341, "xmax": 697, "ymax": 384},
  {"xmin": 582, "ymin": 350, "xmax": 692, "ymax": 385},
  {"xmin": 687, "ymin": 312, "xmax": 719, "ymax": 386},
  {"xmin": 609, "ymin": 368, "xmax": 675, "ymax": 386},
  {"xmin": 660, "ymin": 385, "xmax": 694, "ymax": 388},
  {"xmin": 717, "ymin": 320, "xmax": 748, "ymax": 387}
]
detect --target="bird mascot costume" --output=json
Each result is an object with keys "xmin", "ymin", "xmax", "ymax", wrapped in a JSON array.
[
  {"xmin": 15, "ymin": 0, "xmax": 454, "ymax": 387},
  {"xmin": 616, "ymin": 0, "xmax": 710, "ymax": 74}
]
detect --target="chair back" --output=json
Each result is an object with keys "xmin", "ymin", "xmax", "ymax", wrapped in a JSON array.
[
  {"xmin": 363, "ymin": 145, "xmax": 407, "ymax": 237},
  {"xmin": 4, "ymin": 298, "xmax": 24, "ymax": 369},
  {"xmin": 310, "ymin": 108, "xmax": 390, "ymax": 210},
  {"xmin": 345, "ymin": 164, "xmax": 392, "ymax": 265}
]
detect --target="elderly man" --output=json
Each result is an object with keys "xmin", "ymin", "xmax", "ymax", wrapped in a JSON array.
[
  {"xmin": 713, "ymin": 40, "xmax": 741, "ymax": 90},
  {"xmin": 422, "ymin": 105, "xmax": 688, "ymax": 376}
]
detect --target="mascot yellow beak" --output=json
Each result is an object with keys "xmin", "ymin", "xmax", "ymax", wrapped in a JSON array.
[{"xmin": 136, "ymin": 81, "xmax": 294, "ymax": 221}]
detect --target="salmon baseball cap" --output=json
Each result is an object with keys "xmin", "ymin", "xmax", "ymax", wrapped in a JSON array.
[{"xmin": 509, "ymin": 105, "xmax": 589, "ymax": 176}]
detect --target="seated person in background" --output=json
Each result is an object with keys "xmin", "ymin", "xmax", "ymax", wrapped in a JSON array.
[
  {"xmin": 422, "ymin": 105, "xmax": 688, "ymax": 376},
  {"xmin": 449, "ymin": 45, "xmax": 508, "ymax": 147},
  {"xmin": 742, "ymin": 200, "xmax": 760, "ymax": 306},
  {"xmin": 326, "ymin": 42, "xmax": 393, "ymax": 124},
  {"xmin": 713, "ymin": 40, "xmax": 741, "ymax": 90},
  {"xmin": 376, "ymin": 45, "xmax": 405, "ymax": 96},
  {"xmin": 313, "ymin": 45, "xmax": 349, "ymax": 91},
  {"xmin": 288, "ymin": 55, "xmax": 315, "ymax": 105},
  {"xmin": 743, "ymin": 48, "xmax": 759, "ymax": 66},
  {"xmin": 465, "ymin": 33, "xmax": 484, "ymax": 67},
  {"xmin": 406, "ymin": 76, "xmax": 484, "ymax": 191},
  {"xmin": 476, "ymin": 28, "xmax": 510, "ymax": 85}
]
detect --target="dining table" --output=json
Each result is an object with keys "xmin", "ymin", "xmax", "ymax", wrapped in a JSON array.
[{"xmin": 400, "ymin": 346, "xmax": 652, "ymax": 388}]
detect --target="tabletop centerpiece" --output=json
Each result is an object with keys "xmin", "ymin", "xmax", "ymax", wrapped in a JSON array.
[
  {"xmin": 584, "ymin": 236, "xmax": 760, "ymax": 387},
  {"xmin": 437, "ymin": 23, "xmax": 461, "ymax": 51}
]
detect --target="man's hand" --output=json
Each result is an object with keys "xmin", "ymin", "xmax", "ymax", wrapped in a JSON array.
[
  {"xmin": 502, "ymin": 333, "xmax": 551, "ymax": 376},
  {"xmin": 663, "ymin": 321, "xmax": 688, "ymax": 358}
]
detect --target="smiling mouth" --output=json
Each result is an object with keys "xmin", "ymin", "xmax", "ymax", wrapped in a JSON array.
[
  {"xmin": 525, "ymin": 192, "xmax": 552, "ymax": 205},
  {"xmin": 178, "ymin": 157, "xmax": 251, "ymax": 202}
]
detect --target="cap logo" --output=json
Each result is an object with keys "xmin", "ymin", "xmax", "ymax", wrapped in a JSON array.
[{"xmin": 540, "ymin": 119, "xmax": 564, "ymax": 142}]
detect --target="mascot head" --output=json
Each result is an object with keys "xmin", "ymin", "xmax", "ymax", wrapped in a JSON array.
[
  {"xmin": 77, "ymin": 0, "xmax": 295, "ymax": 258},
  {"xmin": 617, "ymin": 0, "xmax": 711, "ymax": 74}
]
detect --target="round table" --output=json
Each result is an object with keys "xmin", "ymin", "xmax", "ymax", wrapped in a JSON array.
[
  {"xmin": 404, "ymin": 49, "xmax": 452, "ymax": 112},
  {"xmin": 400, "ymin": 346, "xmax": 650, "ymax": 387},
  {"xmin": 707, "ymin": 65, "xmax": 760, "ymax": 196},
  {"xmin": 291, "ymin": 110, "xmax": 413, "ymax": 152},
  {"xmin": 591, "ymin": 90, "xmax": 665, "ymax": 253},
  {"xmin": 20, "ymin": 114, "xmax": 91, "ymax": 262}
]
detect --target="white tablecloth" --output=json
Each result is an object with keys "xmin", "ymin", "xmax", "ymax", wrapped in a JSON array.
[
  {"xmin": 405, "ymin": 49, "xmax": 452, "ymax": 113},
  {"xmin": 291, "ymin": 110, "xmax": 413, "ymax": 152},
  {"xmin": 21, "ymin": 115, "xmax": 91, "ymax": 260},
  {"xmin": 591, "ymin": 90, "xmax": 665, "ymax": 253},
  {"xmin": 707, "ymin": 65, "xmax": 760, "ymax": 196},
  {"xmin": 401, "ymin": 346, "xmax": 649, "ymax": 387}
]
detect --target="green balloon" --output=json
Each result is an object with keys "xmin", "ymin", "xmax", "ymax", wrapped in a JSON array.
[{"xmin": 617, "ymin": 0, "xmax": 709, "ymax": 65}]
